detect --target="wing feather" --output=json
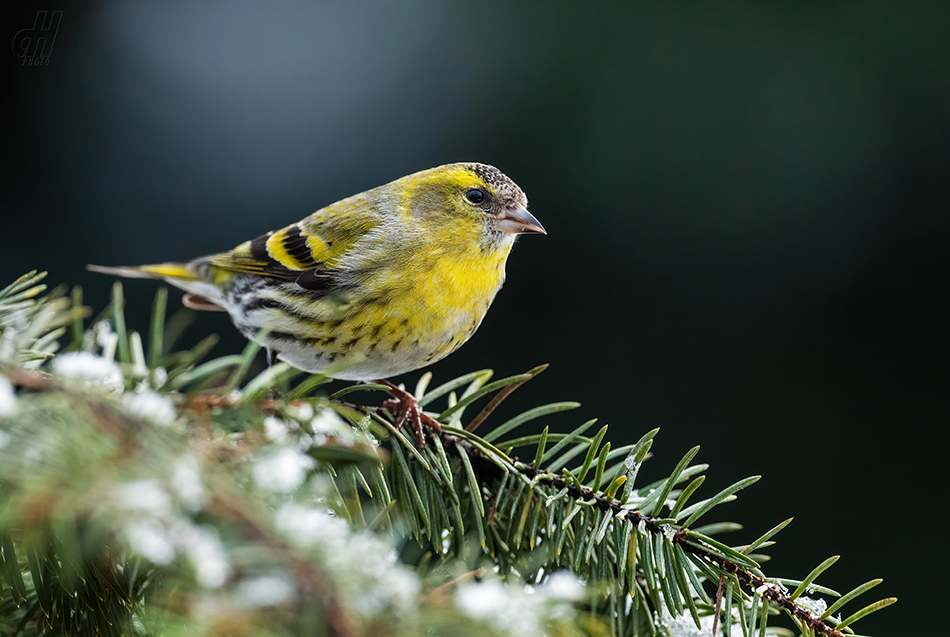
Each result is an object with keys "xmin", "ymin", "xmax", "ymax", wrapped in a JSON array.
[{"xmin": 206, "ymin": 199, "xmax": 379, "ymax": 284}]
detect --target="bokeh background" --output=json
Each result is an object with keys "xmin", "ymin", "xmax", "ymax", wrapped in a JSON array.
[{"xmin": 5, "ymin": 2, "xmax": 949, "ymax": 633}]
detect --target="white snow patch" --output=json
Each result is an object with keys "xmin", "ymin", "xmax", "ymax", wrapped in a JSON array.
[
  {"xmin": 116, "ymin": 480, "xmax": 172, "ymax": 515},
  {"xmin": 182, "ymin": 524, "xmax": 231, "ymax": 588},
  {"xmin": 171, "ymin": 454, "xmax": 206, "ymax": 509},
  {"xmin": 124, "ymin": 519, "xmax": 176, "ymax": 565},
  {"xmin": 275, "ymin": 504, "xmax": 347, "ymax": 547},
  {"xmin": 0, "ymin": 375, "xmax": 17, "ymax": 417},
  {"xmin": 293, "ymin": 402, "xmax": 314, "ymax": 422},
  {"xmin": 796, "ymin": 595, "xmax": 828, "ymax": 616},
  {"xmin": 52, "ymin": 352, "xmax": 123, "ymax": 391},
  {"xmin": 263, "ymin": 416, "xmax": 292, "ymax": 444},
  {"xmin": 456, "ymin": 572, "xmax": 583, "ymax": 635},
  {"xmin": 236, "ymin": 574, "xmax": 296, "ymax": 607},
  {"xmin": 659, "ymin": 609, "xmax": 717, "ymax": 637},
  {"xmin": 543, "ymin": 571, "xmax": 584, "ymax": 601},
  {"xmin": 274, "ymin": 503, "xmax": 420, "ymax": 616},
  {"xmin": 123, "ymin": 388, "xmax": 177, "ymax": 424},
  {"xmin": 311, "ymin": 408, "xmax": 355, "ymax": 446},
  {"xmin": 252, "ymin": 447, "xmax": 315, "ymax": 492}
]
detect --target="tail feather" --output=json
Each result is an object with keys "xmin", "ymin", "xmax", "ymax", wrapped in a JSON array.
[
  {"xmin": 88, "ymin": 262, "xmax": 227, "ymax": 312},
  {"xmin": 87, "ymin": 263, "xmax": 198, "ymax": 280}
]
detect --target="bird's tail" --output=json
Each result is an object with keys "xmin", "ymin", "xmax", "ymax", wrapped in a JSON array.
[
  {"xmin": 87, "ymin": 263, "xmax": 227, "ymax": 312},
  {"xmin": 86, "ymin": 263, "xmax": 198, "ymax": 281}
]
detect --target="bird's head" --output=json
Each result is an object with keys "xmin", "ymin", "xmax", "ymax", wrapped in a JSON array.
[{"xmin": 408, "ymin": 162, "xmax": 545, "ymax": 251}]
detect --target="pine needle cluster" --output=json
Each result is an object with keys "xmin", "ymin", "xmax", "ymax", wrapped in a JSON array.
[{"xmin": 0, "ymin": 272, "xmax": 894, "ymax": 636}]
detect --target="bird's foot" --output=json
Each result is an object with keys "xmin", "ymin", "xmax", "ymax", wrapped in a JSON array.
[{"xmin": 378, "ymin": 380, "xmax": 441, "ymax": 447}]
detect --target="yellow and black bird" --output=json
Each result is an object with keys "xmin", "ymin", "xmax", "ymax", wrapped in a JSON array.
[{"xmin": 90, "ymin": 162, "xmax": 545, "ymax": 442}]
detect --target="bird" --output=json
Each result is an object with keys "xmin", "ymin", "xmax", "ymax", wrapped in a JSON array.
[{"xmin": 89, "ymin": 162, "xmax": 545, "ymax": 444}]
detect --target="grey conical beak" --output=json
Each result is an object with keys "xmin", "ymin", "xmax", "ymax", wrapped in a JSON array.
[{"xmin": 496, "ymin": 205, "xmax": 546, "ymax": 235}]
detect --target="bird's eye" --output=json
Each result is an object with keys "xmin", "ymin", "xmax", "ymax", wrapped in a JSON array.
[{"xmin": 465, "ymin": 188, "xmax": 486, "ymax": 205}]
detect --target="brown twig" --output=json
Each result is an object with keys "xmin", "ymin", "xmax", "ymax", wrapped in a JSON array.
[
  {"xmin": 465, "ymin": 363, "xmax": 548, "ymax": 433},
  {"xmin": 713, "ymin": 574, "xmax": 725, "ymax": 636}
]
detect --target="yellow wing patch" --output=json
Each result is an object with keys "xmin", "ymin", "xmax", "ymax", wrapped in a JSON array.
[
  {"xmin": 206, "ymin": 222, "xmax": 361, "ymax": 282},
  {"xmin": 265, "ymin": 224, "xmax": 327, "ymax": 270},
  {"xmin": 205, "ymin": 192, "xmax": 380, "ymax": 282},
  {"xmin": 307, "ymin": 234, "xmax": 330, "ymax": 261}
]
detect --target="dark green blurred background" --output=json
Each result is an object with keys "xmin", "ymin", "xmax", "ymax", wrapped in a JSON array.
[{"xmin": 5, "ymin": 2, "xmax": 948, "ymax": 633}]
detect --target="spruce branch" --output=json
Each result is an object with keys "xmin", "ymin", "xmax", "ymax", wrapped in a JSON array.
[
  {"xmin": 432, "ymin": 431, "xmax": 854, "ymax": 636},
  {"xmin": 352, "ymin": 367, "xmax": 896, "ymax": 637},
  {"xmin": 0, "ymin": 273, "xmax": 895, "ymax": 637}
]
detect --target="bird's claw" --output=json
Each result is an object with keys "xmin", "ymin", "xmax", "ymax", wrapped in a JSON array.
[{"xmin": 379, "ymin": 381, "xmax": 441, "ymax": 448}]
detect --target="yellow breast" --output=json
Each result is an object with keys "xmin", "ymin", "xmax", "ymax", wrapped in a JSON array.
[
  {"xmin": 364, "ymin": 229, "xmax": 511, "ymax": 338},
  {"xmin": 313, "ymin": 223, "xmax": 514, "ymax": 379}
]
